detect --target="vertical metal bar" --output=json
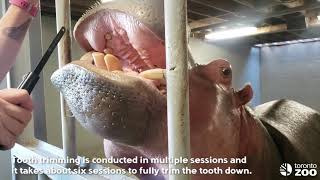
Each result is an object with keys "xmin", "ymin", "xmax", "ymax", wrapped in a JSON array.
[
  {"xmin": 37, "ymin": 174, "xmax": 50, "ymax": 180},
  {"xmin": 2, "ymin": 0, "xmax": 10, "ymax": 89},
  {"xmin": 55, "ymin": 0, "xmax": 77, "ymax": 168},
  {"xmin": 28, "ymin": 1, "xmax": 47, "ymax": 142},
  {"xmin": 12, "ymin": 157, "xmax": 16, "ymax": 180},
  {"xmin": 164, "ymin": 0, "xmax": 191, "ymax": 180}
]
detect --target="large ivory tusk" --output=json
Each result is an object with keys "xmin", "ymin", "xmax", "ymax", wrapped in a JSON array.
[{"xmin": 140, "ymin": 68, "xmax": 166, "ymax": 80}]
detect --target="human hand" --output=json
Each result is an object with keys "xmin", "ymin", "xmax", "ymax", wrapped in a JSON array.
[{"xmin": 0, "ymin": 89, "xmax": 33, "ymax": 150}]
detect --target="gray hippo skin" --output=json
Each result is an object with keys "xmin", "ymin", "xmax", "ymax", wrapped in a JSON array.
[
  {"xmin": 256, "ymin": 100, "xmax": 320, "ymax": 180},
  {"xmin": 51, "ymin": 0, "xmax": 320, "ymax": 179}
]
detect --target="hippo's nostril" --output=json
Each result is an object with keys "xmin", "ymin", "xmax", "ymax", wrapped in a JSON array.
[
  {"xmin": 111, "ymin": 112, "xmax": 118, "ymax": 117},
  {"xmin": 105, "ymin": 33, "xmax": 112, "ymax": 40}
]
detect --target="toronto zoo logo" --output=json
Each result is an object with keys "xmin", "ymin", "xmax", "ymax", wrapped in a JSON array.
[
  {"xmin": 280, "ymin": 163, "xmax": 318, "ymax": 177},
  {"xmin": 280, "ymin": 163, "xmax": 293, "ymax": 176}
]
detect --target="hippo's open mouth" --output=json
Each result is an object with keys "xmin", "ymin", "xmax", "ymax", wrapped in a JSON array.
[
  {"xmin": 73, "ymin": 3, "xmax": 167, "ymax": 94},
  {"xmin": 51, "ymin": 1, "xmax": 167, "ymax": 146}
]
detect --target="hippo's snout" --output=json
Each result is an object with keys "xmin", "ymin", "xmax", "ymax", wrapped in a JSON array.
[{"xmin": 51, "ymin": 60, "xmax": 166, "ymax": 146}]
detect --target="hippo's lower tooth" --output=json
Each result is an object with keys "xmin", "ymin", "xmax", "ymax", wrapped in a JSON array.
[
  {"xmin": 104, "ymin": 54, "xmax": 123, "ymax": 71},
  {"xmin": 140, "ymin": 68, "xmax": 166, "ymax": 80},
  {"xmin": 80, "ymin": 51, "xmax": 94, "ymax": 61},
  {"xmin": 92, "ymin": 52, "xmax": 108, "ymax": 70}
]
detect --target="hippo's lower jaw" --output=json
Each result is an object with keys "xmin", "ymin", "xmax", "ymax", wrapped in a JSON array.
[{"xmin": 51, "ymin": 59, "xmax": 167, "ymax": 146}]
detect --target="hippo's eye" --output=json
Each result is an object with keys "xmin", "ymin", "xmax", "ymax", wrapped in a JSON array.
[{"xmin": 221, "ymin": 67, "xmax": 232, "ymax": 77}]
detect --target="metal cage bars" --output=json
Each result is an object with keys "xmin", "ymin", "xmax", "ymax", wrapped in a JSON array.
[{"xmin": 9, "ymin": 0, "xmax": 192, "ymax": 179}]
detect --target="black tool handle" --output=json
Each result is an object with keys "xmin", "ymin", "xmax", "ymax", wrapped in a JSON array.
[
  {"xmin": 34, "ymin": 27, "xmax": 66, "ymax": 75},
  {"xmin": 17, "ymin": 72, "xmax": 40, "ymax": 94},
  {"xmin": 16, "ymin": 27, "xmax": 65, "ymax": 94}
]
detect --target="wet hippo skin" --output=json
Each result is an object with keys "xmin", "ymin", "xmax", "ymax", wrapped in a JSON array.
[{"xmin": 51, "ymin": 0, "xmax": 320, "ymax": 179}]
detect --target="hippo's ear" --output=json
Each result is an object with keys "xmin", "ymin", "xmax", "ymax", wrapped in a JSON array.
[{"xmin": 235, "ymin": 84, "xmax": 253, "ymax": 107}]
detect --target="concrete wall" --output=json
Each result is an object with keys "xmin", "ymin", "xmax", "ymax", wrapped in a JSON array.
[
  {"xmin": 260, "ymin": 42, "xmax": 320, "ymax": 111},
  {"xmin": 189, "ymin": 38, "xmax": 261, "ymax": 106}
]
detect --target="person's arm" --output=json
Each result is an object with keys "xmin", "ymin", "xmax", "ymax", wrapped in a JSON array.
[{"xmin": 0, "ymin": 0, "xmax": 39, "ymax": 81}]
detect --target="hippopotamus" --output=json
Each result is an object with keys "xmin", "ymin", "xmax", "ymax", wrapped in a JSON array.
[{"xmin": 50, "ymin": 0, "xmax": 320, "ymax": 179}]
